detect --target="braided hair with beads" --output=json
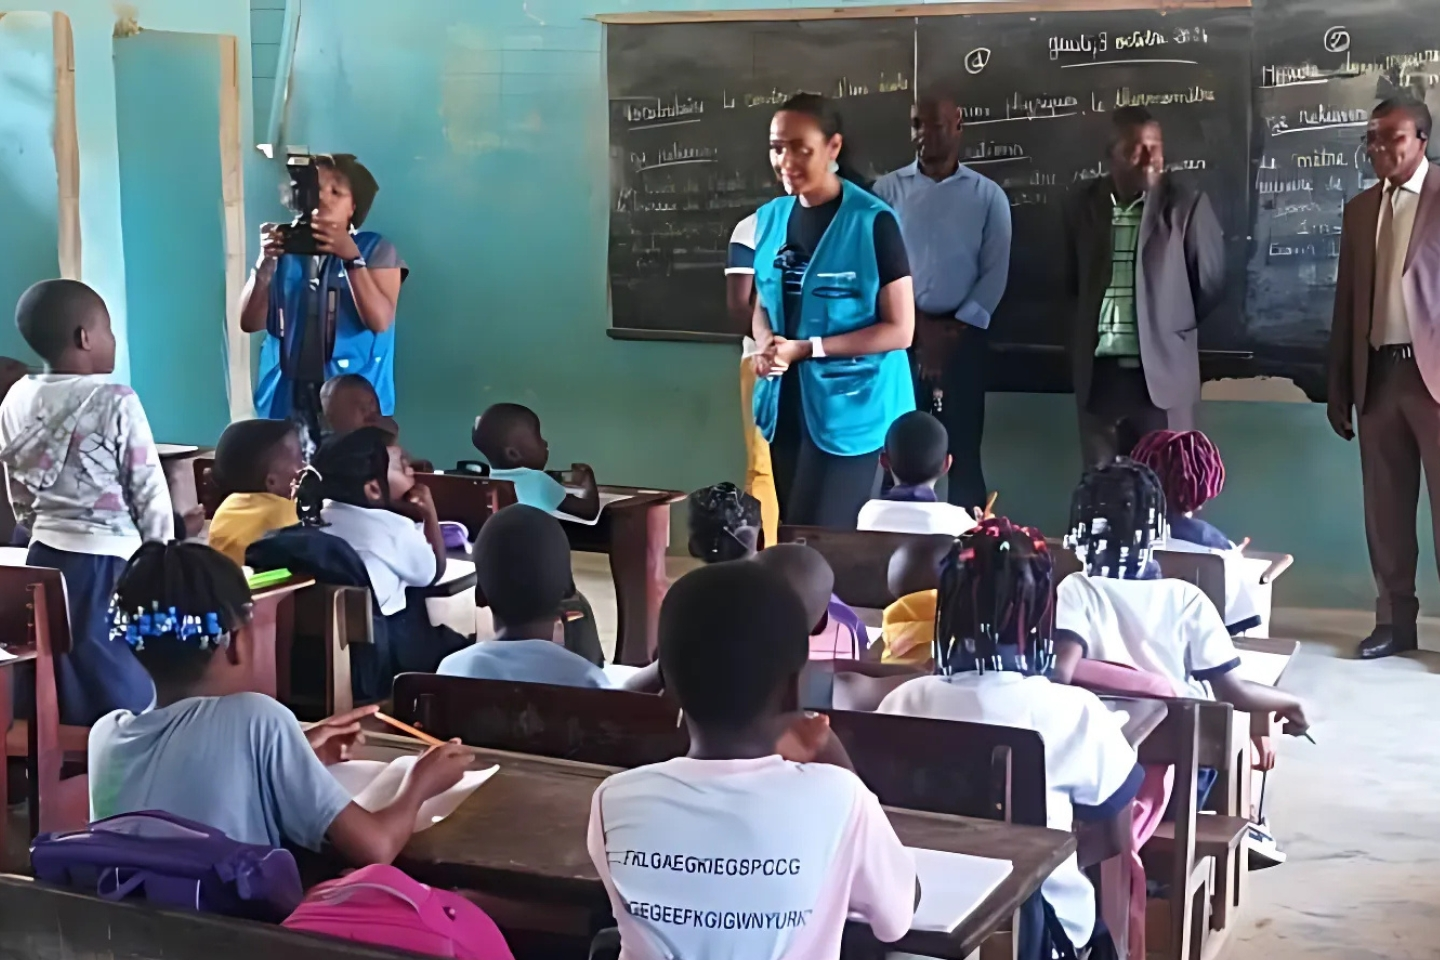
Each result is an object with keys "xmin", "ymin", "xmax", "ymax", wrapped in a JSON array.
[
  {"xmin": 1065, "ymin": 458, "xmax": 1167, "ymax": 580},
  {"xmin": 934, "ymin": 517, "xmax": 1056, "ymax": 677},
  {"xmin": 1130, "ymin": 429, "xmax": 1225, "ymax": 516}
]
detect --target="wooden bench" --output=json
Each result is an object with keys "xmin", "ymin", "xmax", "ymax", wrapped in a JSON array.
[
  {"xmin": 0, "ymin": 565, "xmax": 89, "ymax": 839},
  {"xmin": 778, "ymin": 524, "xmax": 950, "ymax": 610},
  {"xmin": 0, "ymin": 873, "xmax": 425, "ymax": 960}
]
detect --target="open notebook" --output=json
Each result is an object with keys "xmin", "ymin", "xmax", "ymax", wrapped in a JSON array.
[
  {"xmin": 907, "ymin": 848, "xmax": 1012, "ymax": 934},
  {"xmin": 328, "ymin": 756, "xmax": 499, "ymax": 832},
  {"xmin": 551, "ymin": 490, "xmax": 633, "ymax": 527}
]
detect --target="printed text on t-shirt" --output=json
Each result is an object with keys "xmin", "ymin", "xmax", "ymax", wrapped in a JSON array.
[
  {"xmin": 617, "ymin": 849, "xmax": 804, "ymax": 876},
  {"xmin": 627, "ymin": 900, "xmax": 813, "ymax": 930}
]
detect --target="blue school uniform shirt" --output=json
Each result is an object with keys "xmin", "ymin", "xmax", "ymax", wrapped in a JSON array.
[
  {"xmin": 1168, "ymin": 513, "xmax": 1233, "ymax": 550},
  {"xmin": 439, "ymin": 639, "xmax": 611, "ymax": 689},
  {"xmin": 489, "ymin": 467, "xmax": 567, "ymax": 513},
  {"xmin": 88, "ymin": 693, "xmax": 353, "ymax": 849}
]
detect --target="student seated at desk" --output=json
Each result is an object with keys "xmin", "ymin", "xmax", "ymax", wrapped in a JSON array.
[
  {"xmin": 440, "ymin": 504, "xmax": 610, "ymax": 688},
  {"xmin": 473, "ymin": 402, "xmax": 599, "ymax": 522},
  {"xmin": 687, "ymin": 481, "xmax": 763, "ymax": 562},
  {"xmin": 878, "ymin": 519, "xmax": 1139, "ymax": 960},
  {"xmin": 754, "ymin": 543, "xmax": 863, "ymax": 660},
  {"xmin": 298, "ymin": 427, "xmax": 467, "ymax": 672},
  {"xmin": 0, "ymin": 280, "xmax": 172, "ymax": 726},
  {"xmin": 90, "ymin": 541, "xmax": 472, "ymax": 862},
  {"xmin": 208, "ymin": 419, "xmax": 303, "ymax": 566},
  {"xmin": 858, "ymin": 411, "xmax": 976, "ymax": 536},
  {"xmin": 1131, "ymin": 428, "xmax": 1267, "ymax": 633},
  {"xmin": 588, "ymin": 561, "xmax": 917, "ymax": 960},
  {"xmin": 320, "ymin": 374, "xmax": 432, "ymax": 472},
  {"xmin": 1054, "ymin": 460, "xmax": 1310, "ymax": 863},
  {"xmin": 878, "ymin": 535, "xmax": 954, "ymax": 666}
]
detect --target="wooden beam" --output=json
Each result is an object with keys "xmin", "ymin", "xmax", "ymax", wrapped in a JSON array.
[
  {"xmin": 595, "ymin": 0, "xmax": 1250, "ymax": 23},
  {"xmin": 218, "ymin": 34, "xmax": 253, "ymax": 421},
  {"xmin": 51, "ymin": 12, "xmax": 79, "ymax": 280}
]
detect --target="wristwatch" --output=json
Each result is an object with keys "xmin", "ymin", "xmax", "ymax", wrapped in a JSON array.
[
  {"xmin": 809, "ymin": 336, "xmax": 827, "ymax": 359},
  {"xmin": 345, "ymin": 256, "xmax": 368, "ymax": 270}
]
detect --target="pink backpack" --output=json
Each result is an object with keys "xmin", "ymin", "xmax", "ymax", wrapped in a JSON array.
[{"xmin": 283, "ymin": 864, "xmax": 514, "ymax": 960}]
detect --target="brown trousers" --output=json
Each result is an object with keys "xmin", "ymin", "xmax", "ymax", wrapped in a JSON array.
[{"xmin": 1359, "ymin": 354, "xmax": 1440, "ymax": 625}]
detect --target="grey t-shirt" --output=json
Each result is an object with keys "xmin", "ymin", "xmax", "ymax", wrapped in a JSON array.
[
  {"xmin": 88, "ymin": 693, "xmax": 353, "ymax": 850},
  {"xmin": 439, "ymin": 639, "xmax": 611, "ymax": 689}
]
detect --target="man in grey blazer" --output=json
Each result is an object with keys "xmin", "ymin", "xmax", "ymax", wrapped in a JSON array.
[
  {"xmin": 1328, "ymin": 97, "xmax": 1440, "ymax": 660},
  {"xmin": 1063, "ymin": 107, "xmax": 1225, "ymax": 466}
]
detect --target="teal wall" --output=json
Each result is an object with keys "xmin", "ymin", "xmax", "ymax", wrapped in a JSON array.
[
  {"xmin": 259, "ymin": 0, "xmax": 1420, "ymax": 613},
  {"xmin": 114, "ymin": 31, "xmax": 231, "ymax": 443},
  {"xmin": 0, "ymin": 12, "xmax": 58, "ymax": 365}
]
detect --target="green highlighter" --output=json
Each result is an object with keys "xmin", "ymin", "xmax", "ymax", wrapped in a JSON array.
[{"xmin": 247, "ymin": 568, "xmax": 294, "ymax": 590}]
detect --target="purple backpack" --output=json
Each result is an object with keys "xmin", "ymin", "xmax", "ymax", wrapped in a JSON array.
[{"xmin": 30, "ymin": 811, "xmax": 304, "ymax": 922}]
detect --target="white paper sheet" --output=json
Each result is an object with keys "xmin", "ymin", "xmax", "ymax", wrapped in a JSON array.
[
  {"xmin": 156, "ymin": 443, "xmax": 200, "ymax": 457},
  {"xmin": 328, "ymin": 756, "xmax": 498, "ymax": 831},
  {"xmin": 1235, "ymin": 649, "xmax": 1291, "ymax": 687},
  {"xmin": 552, "ymin": 490, "xmax": 631, "ymax": 527},
  {"xmin": 908, "ymin": 847, "xmax": 1013, "ymax": 934}
]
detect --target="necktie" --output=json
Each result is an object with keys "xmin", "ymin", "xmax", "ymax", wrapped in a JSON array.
[{"xmin": 1372, "ymin": 184, "xmax": 1402, "ymax": 346}]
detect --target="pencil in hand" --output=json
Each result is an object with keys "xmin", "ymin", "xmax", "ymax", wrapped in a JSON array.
[{"xmin": 372, "ymin": 710, "xmax": 446, "ymax": 748}]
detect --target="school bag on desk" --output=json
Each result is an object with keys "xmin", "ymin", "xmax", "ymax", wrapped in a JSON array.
[
  {"xmin": 283, "ymin": 863, "xmax": 515, "ymax": 960},
  {"xmin": 30, "ymin": 810, "xmax": 304, "ymax": 921}
]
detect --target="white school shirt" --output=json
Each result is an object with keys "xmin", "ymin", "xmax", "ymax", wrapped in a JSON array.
[
  {"xmin": 878, "ymin": 673, "xmax": 1142, "ymax": 948},
  {"xmin": 588, "ymin": 755, "xmax": 916, "ymax": 960},
  {"xmin": 0, "ymin": 375, "xmax": 173, "ymax": 557},
  {"xmin": 1055, "ymin": 573, "xmax": 1241, "ymax": 699},
  {"xmin": 1159, "ymin": 537, "xmax": 1274, "ymax": 636},
  {"xmin": 318, "ymin": 500, "xmax": 437, "ymax": 615},
  {"xmin": 1371, "ymin": 156, "xmax": 1429, "ymax": 347},
  {"xmin": 856, "ymin": 499, "xmax": 977, "ymax": 536}
]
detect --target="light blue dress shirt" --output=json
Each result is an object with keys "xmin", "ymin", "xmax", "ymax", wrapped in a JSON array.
[
  {"xmin": 439, "ymin": 639, "xmax": 611, "ymax": 689},
  {"xmin": 872, "ymin": 161, "xmax": 1012, "ymax": 329}
]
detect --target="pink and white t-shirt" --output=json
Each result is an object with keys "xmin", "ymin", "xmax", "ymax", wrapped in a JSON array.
[{"xmin": 587, "ymin": 756, "xmax": 916, "ymax": 960}]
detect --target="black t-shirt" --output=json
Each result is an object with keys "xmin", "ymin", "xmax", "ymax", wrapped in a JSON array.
[{"xmin": 778, "ymin": 196, "xmax": 910, "ymax": 338}]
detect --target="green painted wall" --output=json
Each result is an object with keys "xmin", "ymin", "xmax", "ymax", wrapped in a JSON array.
[
  {"xmin": 0, "ymin": 12, "xmax": 58, "ymax": 365},
  {"xmin": 263, "ymin": 0, "xmax": 1422, "ymax": 615},
  {"xmin": 114, "ymin": 31, "xmax": 231, "ymax": 443}
]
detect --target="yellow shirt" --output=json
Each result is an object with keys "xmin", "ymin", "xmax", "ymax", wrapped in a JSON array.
[
  {"xmin": 880, "ymin": 589, "xmax": 937, "ymax": 666},
  {"xmin": 209, "ymin": 492, "xmax": 299, "ymax": 567}
]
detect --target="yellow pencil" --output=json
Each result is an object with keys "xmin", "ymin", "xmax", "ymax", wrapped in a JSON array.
[
  {"xmin": 982, "ymin": 491, "xmax": 999, "ymax": 519},
  {"xmin": 373, "ymin": 710, "xmax": 446, "ymax": 747}
]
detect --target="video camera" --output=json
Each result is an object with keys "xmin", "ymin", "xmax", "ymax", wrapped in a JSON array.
[{"xmin": 281, "ymin": 153, "xmax": 322, "ymax": 255}]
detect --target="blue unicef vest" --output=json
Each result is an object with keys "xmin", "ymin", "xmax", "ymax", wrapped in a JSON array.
[
  {"xmin": 254, "ymin": 231, "xmax": 396, "ymax": 418},
  {"xmin": 751, "ymin": 180, "xmax": 914, "ymax": 456}
]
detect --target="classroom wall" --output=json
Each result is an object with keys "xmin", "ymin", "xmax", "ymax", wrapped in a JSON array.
[
  {"xmin": 265, "ymin": 0, "xmax": 1424, "ymax": 613},
  {"xmin": 0, "ymin": 11, "xmax": 59, "ymax": 365}
]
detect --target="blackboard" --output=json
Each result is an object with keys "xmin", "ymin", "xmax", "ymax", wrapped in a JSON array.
[
  {"xmin": 1248, "ymin": 0, "xmax": 1440, "ymax": 397},
  {"xmin": 603, "ymin": 1, "xmax": 1440, "ymax": 399}
]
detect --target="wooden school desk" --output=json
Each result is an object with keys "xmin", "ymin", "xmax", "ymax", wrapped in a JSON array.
[
  {"xmin": 0, "ymin": 645, "xmax": 35, "ymax": 857},
  {"xmin": 354, "ymin": 736, "xmax": 1075, "ymax": 960},
  {"xmin": 423, "ymin": 474, "xmax": 685, "ymax": 665},
  {"xmin": 241, "ymin": 573, "xmax": 315, "ymax": 699}
]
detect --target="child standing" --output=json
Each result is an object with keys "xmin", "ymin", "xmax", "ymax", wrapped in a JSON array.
[
  {"xmin": 858, "ymin": 412, "xmax": 976, "ymax": 536},
  {"xmin": 588, "ymin": 561, "xmax": 917, "ymax": 959},
  {"xmin": 473, "ymin": 403, "xmax": 599, "ymax": 522},
  {"xmin": 0, "ymin": 280, "xmax": 172, "ymax": 724},
  {"xmin": 208, "ymin": 419, "xmax": 304, "ymax": 566},
  {"xmin": 879, "ymin": 519, "xmax": 1141, "ymax": 960},
  {"xmin": 90, "ymin": 541, "xmax": 471, "ymax": 861},
  {"xmin": 439, "ymin": 505, "xmax": 610, "ymax": 689}
]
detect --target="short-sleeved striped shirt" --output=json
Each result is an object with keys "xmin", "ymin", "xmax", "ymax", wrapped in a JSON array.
[{"xmin": 1095, "ymin": 195, "xmax": 1144, "ymax": 358}]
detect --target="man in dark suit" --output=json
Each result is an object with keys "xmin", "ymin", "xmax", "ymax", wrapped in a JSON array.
[
  {"xmin": 1063, "ymin": 107, "xmax": 1225, "ymax": 466},
  {"xmin": 1328, "ymin": 97, "xmax": 1440, "ymax": 660}
]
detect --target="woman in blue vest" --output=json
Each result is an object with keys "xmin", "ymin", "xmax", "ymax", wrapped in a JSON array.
[
  {"xmin": 239, "ymin": 154, "xmax": 407, "ymax": 445},
  {"xmin": 752, "ymin": 94, "xmax": 916, "ymax": 529}
]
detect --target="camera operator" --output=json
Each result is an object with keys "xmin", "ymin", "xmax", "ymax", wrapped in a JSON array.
[{"xmin": 240, "ymin": 153, "xmax": 407, "ymax": 444}]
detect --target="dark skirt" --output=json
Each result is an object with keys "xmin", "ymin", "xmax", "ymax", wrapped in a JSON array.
[{"xmin": 28, "ymin": 542, "xmax": 155, "ymax": 726}]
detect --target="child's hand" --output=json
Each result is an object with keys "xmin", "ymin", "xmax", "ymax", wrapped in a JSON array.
[
  {"xmin": 1276, "ymin": 702, "xmax": 1310, "ymax": 737},
  {"xmin": 404, "ymin": 483, "xmax": 437, "ymax": 517},
  {"xmin": 305, "ymin": 705, "xmax": 379, "ymax": 765},
  {"xmin": 407, "ymin": 739, "xmax": 472, "ymax": 800},
  {"xmin": 776, "ymin": 712, "xmax": 834, "ymax": 764},
  {"xmin": 182, "ymin": 505, "xmax": 206, "ymax": 540},
  {"xmin": 570, "ymin": 463, "xmax": 597, "ymax": 488},
  {"xmin": 1251, "ymin": 734, "xmax": 1276, "ymax": 771}
]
